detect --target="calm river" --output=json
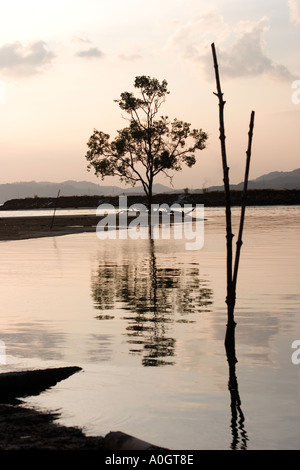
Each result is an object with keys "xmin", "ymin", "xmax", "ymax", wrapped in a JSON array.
[{"xmin": 0, "ymin": 205, "xmax": 299, "ymax": 450}]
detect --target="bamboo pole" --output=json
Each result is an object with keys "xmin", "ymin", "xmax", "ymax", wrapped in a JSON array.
[
  {"xmin": 211, "ymin": 43, "xmax": 253, "ymax": 444},
  {"xmin": 211, "ymin": 43, "xmax": 234, "ymax": 322},
  {"xmin": 211, "ymin": 43, "xmax": 255, "ymax": 365},
  {"xmin": 232, "ymin": 111, "xmax": 255, "ymax": 294},
  {"xmin": 226, "ymin": 111, "xmax": 255, "ymax": 333}
]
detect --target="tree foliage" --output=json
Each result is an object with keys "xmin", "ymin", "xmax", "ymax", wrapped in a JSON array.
[{"xmin": 85, "ymin": 75, "xmax": 208, "ymax": 205}]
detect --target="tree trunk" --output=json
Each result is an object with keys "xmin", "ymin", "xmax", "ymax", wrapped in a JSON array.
[{"xmin": 147, "ymin": 180, "xmax": 153, "ymax": 238}]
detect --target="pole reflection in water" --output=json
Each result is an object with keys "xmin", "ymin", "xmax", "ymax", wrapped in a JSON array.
[
  {"xmin": 91, "ymin": 238, "xmax": 213, "ymax": 366},
  {"xmin": 226, "ymin": 322, "xmax": 249, "ymax": 450}
]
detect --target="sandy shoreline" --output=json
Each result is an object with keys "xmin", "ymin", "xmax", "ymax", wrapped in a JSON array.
[
  {"xmin": 0, "ymin": 214, "xmax": 101, "ymax": 241},
  {"xmin": 0, "ymin": 213, "xmax": 194, "ymax": 241}
]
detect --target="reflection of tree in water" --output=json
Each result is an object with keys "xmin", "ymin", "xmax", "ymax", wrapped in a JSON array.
[{"xmin": 91, "ymin": 241, "xmax": 213, "ymax": 366}]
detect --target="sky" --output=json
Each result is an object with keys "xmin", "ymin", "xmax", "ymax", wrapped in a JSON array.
[{"xmin": 0, "ymin": 0, "xmax": 299, "ymax": 189}]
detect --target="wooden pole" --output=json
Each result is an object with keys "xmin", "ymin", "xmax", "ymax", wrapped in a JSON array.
[
  {"xmin": 211, "ymin": 42, "xmax": 234, "ymax": 323},
  {"xmin": 50, "ymin": 189, "xmax": 60, "ymax": 230},
  {"xmin": 211, "ymin": 43, "xmax": 255, "ymax": 366},
  {"xmin": 232, "ymin": 111, "xmax": 255, "ymax": 293},
  {"xmin": 211, "ymin": 44, "xmax": 253, "ymax": 445},
  {"xmin": 226, "ymin": 110, "xmax": 255, "ymax": 330}
]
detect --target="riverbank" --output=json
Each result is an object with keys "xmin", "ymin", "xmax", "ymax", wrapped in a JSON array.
[
  {"xmin": 1, "ymin": 188, "xmax": 300, "ymax": 211},
  {"xmin": 0, "ymin": 404, "xmax": 166, "ymax": 450},
  {"xmin": 0, "ymin": 367, "xmax": 165, "ymax": 450},
  {"xmin": 0, "ymin": 212, "xmax": 199, "ymax": 241},
  {"xmin": 0, "ymin": 215, "xmax": 99, "ymax": 241},
  {"xmin": 1, "ymin": 188, "xmax": 299, "ymax": 242},
  {"xmin": 0, "ymin": 403, "xmax": 104, "ymax": 450}
]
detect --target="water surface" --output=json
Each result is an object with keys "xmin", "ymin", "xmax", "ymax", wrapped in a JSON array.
[{"xmin": 0, "ymin": 205, "xmax": 299, "ymax": 450}]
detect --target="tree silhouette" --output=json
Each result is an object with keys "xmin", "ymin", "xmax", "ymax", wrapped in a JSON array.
[{"xmin": 85, "ymin": 75, "xmax": 208, "ymax": 211}]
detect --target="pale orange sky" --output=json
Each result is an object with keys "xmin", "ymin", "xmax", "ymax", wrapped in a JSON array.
[{"xmin": 0, "ymin": 0, "xmax": 299, "ymax": 189}]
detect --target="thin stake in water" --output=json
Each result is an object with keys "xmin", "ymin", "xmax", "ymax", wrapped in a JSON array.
[{"xmin": 50, "ymin": 189, "xmax": 60, "ymax": 230}]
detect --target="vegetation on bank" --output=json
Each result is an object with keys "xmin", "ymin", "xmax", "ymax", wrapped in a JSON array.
[{"xmin": 1, "ymin": 189, "xmax": 300, "ymax": 211}]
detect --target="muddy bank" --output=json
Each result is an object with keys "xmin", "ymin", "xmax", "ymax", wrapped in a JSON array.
[
  {"xmin": 0, "ymin": 214, "xmax": 100, "ymax": 241},
  {"xmin": 0, "ymin": 404, "xmax": 167, "ymax": 450},
  {"xmin": 0, "ymin": 366, "xmax": 103, "ymax": 450},
  {"xmin": 0, "ymin": 404, "xmax": 105, "ymax": 450},
  {"xmin": 0, "ymin": 212, "xmax": 198, "ymax": 241},
  {"xmin": 0, "ymin": 367, "xmax": 82, "ymax": 403},
  {"xmin": 0, "ymin": 367, "xmax": 165, "ymax": 450}
]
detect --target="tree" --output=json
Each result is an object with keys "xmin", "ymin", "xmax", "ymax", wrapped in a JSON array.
[{"xmin": 85, "ymin": 75, "xmax": 208, "ymax": 211}]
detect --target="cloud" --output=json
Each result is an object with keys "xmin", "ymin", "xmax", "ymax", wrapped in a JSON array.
[
  {"xmin": 76, "ymin": 47, "xmax": 103, "ymax": 59},
  {"xmin": 0, "ymin": 40, "xmax": 55, "ymax": 77},
  {"xmin": 206, "ymin": 18, "xmax": 293, "ymax": 81},
  {"xmin": 288, "ymin": 0, "xmax": 300, "ymax": 25},
  {"xmin": 167, "ymin": 13, "xmax": 294, "ymax": 81},
  {"xmin": 166, "ymin": 10, "xmax": 229, "ymax": 52},
  {"xmin": 72, "ymin": 35, "xmax": 92, "ymax": 44},
  {"xmin": 119, "ymin": 53, "xmax": 142, "ymax": 61}
]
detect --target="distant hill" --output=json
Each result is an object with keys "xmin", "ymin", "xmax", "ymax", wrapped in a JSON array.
[
  {"xmin": 250, "ymin": 168, "xmax": 300, "ymax": 188},
  {"xmin": 207, "ymin": 168, "xmax": 300, "ymax": 192},
  {"xmin": 0, "ymin": 168, "xmax": 299, "ymax": 205},
  {"xmin": 0, "ymin": 180, "xmax": 179, "ymax": 205}
]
